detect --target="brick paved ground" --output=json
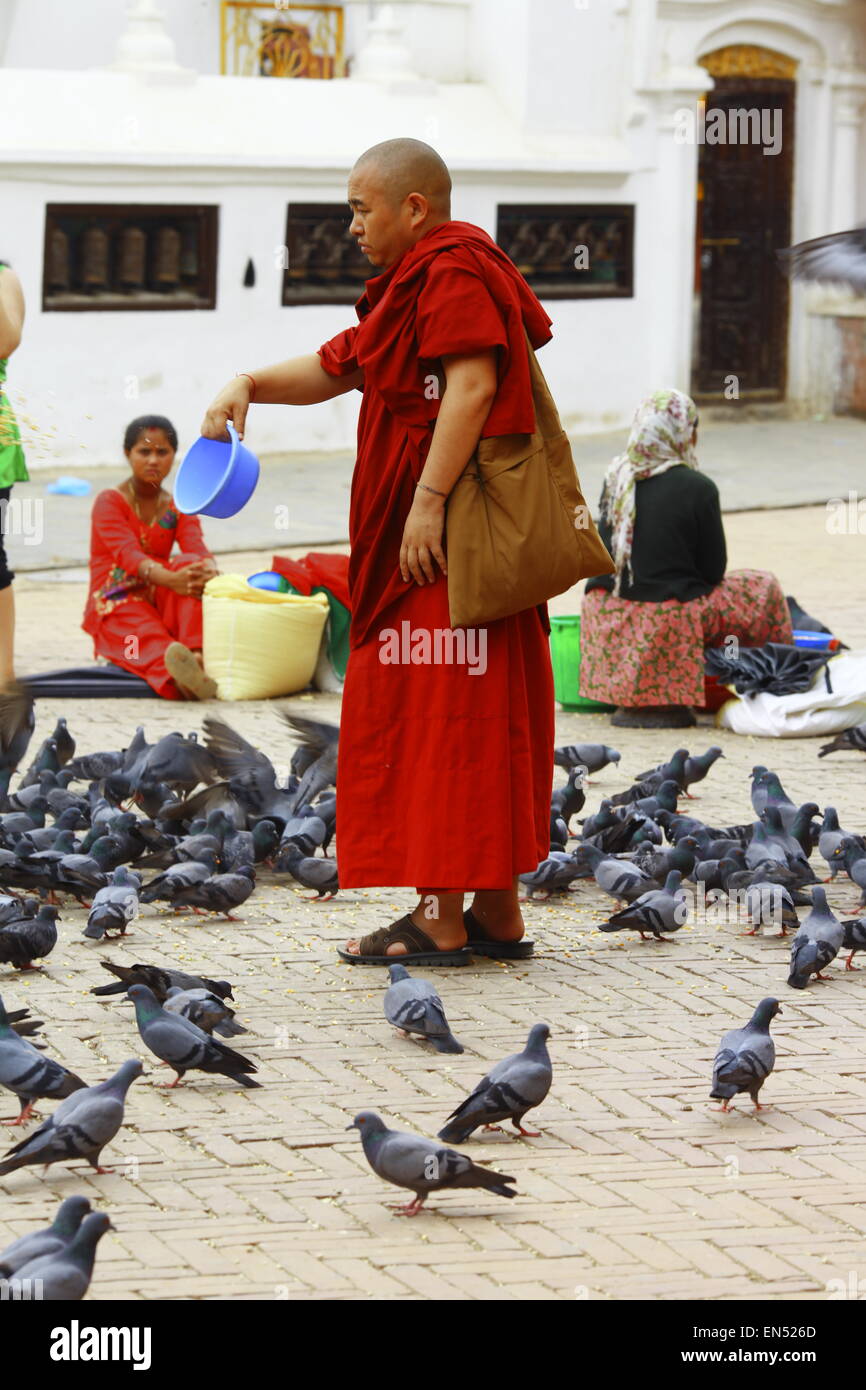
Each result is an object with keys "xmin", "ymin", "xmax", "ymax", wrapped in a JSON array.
[{"xmin": 0, "ymin": 506, "xmax": 864, "ymax": 1301}]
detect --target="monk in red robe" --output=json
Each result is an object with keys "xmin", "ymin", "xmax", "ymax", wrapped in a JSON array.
[{"xmin": 202, "ymin": 138, "xmax": 555, "ymax": 963}]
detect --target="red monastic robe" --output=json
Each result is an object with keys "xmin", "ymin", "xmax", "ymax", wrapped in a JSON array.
[{"xmin": 319, "ymin": 221, "xmax": 555, "ymax": 889}]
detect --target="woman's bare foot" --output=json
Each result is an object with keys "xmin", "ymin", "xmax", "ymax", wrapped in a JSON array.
[
  {"xmin": 164, "ymin": 642, "xmax": 217, "ymax": 700},
  {"xmin": 343, "ymin": 892, "xmax": 467, "ymax": 956}
]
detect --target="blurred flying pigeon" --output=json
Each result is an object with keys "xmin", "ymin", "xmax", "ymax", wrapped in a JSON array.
[
  {"xmin": 787, "ymin": 887, "xmax": 843, "ymax": 988},
  {"xmin": 0, "ymin": 904, "xmax": 59, "ymax": 970},
  {"xmin": 13, "ymin": 1211, "xmax": 112, "ymax": 1300},
  {"xmin": 0, "ymin": 1059, "xmax": 143, "ymax": 1176},
  {"xmin": 202, "ymin": 715, "xmax": 298, "ymax": 824},
  {"xmin": 128, "ymin": 984, "xmax": 260, "ymax": 1088},
  {"xmin": 91, "ymin": 959, "xmax": 234, "ymax": 1002},
  {"xmin": 0, "ymin": 1195, "xmax": 91, "ymax": 1276},
  {"xmin": 553, "ymin": 743, "xmax": 620, "ymax": 776},
  {"xmin": 83, "ymin": 866, "xmax": 140, "ymax": 941},
  {"xmin": 163, "ymin": 986, "xmax": 248, "ymax": 1038},
  {"xmin": 383, "ymin": 964, "xmax": 463, "ymax": 1054},
  {"xmin": 598, "ymin": 869, "xmax": 688, "ymax": 940},
  {"xmin": 710, "ymin": 997, "xmax": 781, "ymax": 1112},
  {"xmin": 437, "ymin": 1023, "xmax": 552, "ymax": 1142},
  {"xmin": 348, "ymin": 1111, "xmax": 516, "ymax": 1215},
  {"xmin": 819, "ymin": 722, "xmax": 866, "ymax": 757},
  {"xmin": 0, "ymin": 991, "xmax": 86, "ymax": 1124},
  {"xmin": 279, "ymin": 712, "xmax": 340, "ymax": 811},
  {"xmin": 778, "ymin": 227, "xmax": 866, "ymax": 292}
]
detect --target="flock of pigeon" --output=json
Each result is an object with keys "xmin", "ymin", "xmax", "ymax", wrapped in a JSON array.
[{"xmin": 0, "ymin": 677, "xmax": 863, "ymax": 1292}]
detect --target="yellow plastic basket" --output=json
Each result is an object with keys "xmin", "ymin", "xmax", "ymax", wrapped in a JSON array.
[{"xmin": 202, "ymin": 574, "xmax": 329, "ymax": 700}]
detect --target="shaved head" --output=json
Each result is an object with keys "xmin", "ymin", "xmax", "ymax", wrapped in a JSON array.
[
  {"xmin": 352, "ymin": 138, "xmax": 452, "ymax": 215},
  {"xmin": 347, "ymin": 139, "xmax": 452, "ymax": 268}
]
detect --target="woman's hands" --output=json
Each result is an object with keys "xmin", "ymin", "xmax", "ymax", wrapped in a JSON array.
[
  {"xmin": 201, "ymin": 376, "xmax": 252, "ymax": 442},
  {"xmin": 399, "ymin": 489, "xmax": 447, "ymax": 585},
  {"xmin": 168, "ymin": 559, "xmax": 217, "ymax": 598}
]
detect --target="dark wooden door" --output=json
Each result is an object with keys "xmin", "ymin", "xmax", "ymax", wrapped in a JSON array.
[{"xmin": 694, "ymin": 78, "xmax": 794, "ymax": 399}]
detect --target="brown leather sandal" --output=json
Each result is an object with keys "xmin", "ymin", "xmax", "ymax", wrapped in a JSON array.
[
  {"xmin": 463, "ymin": 907, "xmax": 535, "ymax": 959},
  {"xmin": 337, "ymin": 914, "xmax": 471, "ymax": 966}
]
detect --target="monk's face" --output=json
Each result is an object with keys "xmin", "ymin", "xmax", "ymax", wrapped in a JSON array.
[{"xmin": 347, "ymin": 164, "xmax": 434, "ymax": 269}]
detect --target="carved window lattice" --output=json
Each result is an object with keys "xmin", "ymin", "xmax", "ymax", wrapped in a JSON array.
[
  {"xmin": 496, "ymin": 205, "xmax": 635, "ymax": 300},
  {"xmin": 42, "ymin": 205, "xmax": 218, "ymax": 311}
]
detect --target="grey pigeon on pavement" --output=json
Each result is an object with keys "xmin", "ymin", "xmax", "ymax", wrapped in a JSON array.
[
  {"xmin": 787, "ymin": 887, "xmax": 843, "ymax": 989},
  {"xmin": 598, "ymin": 870, "xmax": 688, "ymax": 940},
  {"xmin": 710, "ymin": 997, "xmax": 781, "ymax": 1112},
  {"xmin": 128, "ymin": 984, "xmax": 260, "ymax": 1088},
  {"xmin": 829, "ymin": 837, "xmax": 866, "ymax": 908},
  {"xmin": 437, "ymin": 1023, "xmax": 552, "ymax": 1142},
  {"xmin": 0, "ymin": 992, "xmax": 86, "ymax": 1124},
  {"xmin": 841, "ymin": 917, "xmax": 866, "ymax": 971},
  {"xmin": 682, "ymin": 746, "xmax": 725, "ymax": 793},
  {"xmin": 140, "ymin": 851, "xmax": 219, "ymax": 906},
  {"xmin": 743, "ymin": 871, "xmax": 799, "ymax": 936},
  {"xmin": 83, "ymin": 866, "xmax": 140, "ymax": 941},
  {"xmin": 519, "ymin": 851, "xmax": 579, "ymax": 898},
  {"xmin": 174, "ymin": 864, "xmax": 256, "ymax": 918},
  {"xmin": 348, "ymin": 1111, "xmax": 516, "ymax": 1215},
  {"xmin": 384, "ymin": 964, "xmax": 463, "ymax": 1054},
  {"xmin": 819, "ymin": 722, "xmax": 866, "ymax": 757},
  {"xmin": 163, "ymin": 986, "xmax": 248, "ymax": 1038},
  {"xmin": 91, "ymin": 959, "xmax": 234, "ymax": 1002},
  {"xmin": 0, "ymin": 1195, "xmax": 91, "ymax": 1276},
  {"xmin": 553, "ymin": 743, "xmax": 620, "ymax": 776},
  {"xmin": 0, "ymin": 1059, "xmax": 143, "ymax": 1176},
  {"xmin": 0, "ymin": 904, "xmax": 59, "ymax": 970},
  {"xmin": 13, "ymin": 1210, "xmax": 112, "ymax": 1300},
  {"xmin": 280, "ymin": 847, "xmax": 338, "ymax": 900}
]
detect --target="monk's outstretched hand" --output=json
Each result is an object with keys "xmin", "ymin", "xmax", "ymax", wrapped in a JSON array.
[
  {"xmin": 201, "ymin": 376, "xmax": 252, "ymax": 442},
  {"xmin": 400, "ymin": 490, "xmax": 447, "ymax": 585}
]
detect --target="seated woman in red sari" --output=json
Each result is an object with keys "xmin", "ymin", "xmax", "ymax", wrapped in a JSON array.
[
  {"xmin": 579, "ymin": 389, "xmax": 792, "ymax": 728},
  {"xmin": 82, "ymin": 415, "xmax": 219, "ymax": 700}
]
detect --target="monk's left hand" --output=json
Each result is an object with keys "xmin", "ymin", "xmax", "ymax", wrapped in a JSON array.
[{"xmin": 399, "ymin": 491, "xmax": 447, "ymax": 585}]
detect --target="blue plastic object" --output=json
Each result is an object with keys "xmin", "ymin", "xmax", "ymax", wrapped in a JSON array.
[
  {"xmin": 174, "ymin": 422, "xmax": 260, "ymax": 519},
  {"xmin": 46, "ymin": 476, "xmax": 91, "ymax": 496},
  {"xmin": 792, "ymin": 629, "xmax": 836, "ymax": 650},
  {"xmin": 248, "ymin": 570, "xmax": 289, "ymax": 593}
]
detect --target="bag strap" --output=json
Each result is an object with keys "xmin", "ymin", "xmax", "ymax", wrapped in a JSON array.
[{"xmin": 522, "ymin": 328, "xmax": 564, "ymax": 440}]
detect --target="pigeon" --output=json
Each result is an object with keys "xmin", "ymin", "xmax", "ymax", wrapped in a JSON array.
[
  {"xmin": 0, "ymin": 1059, "xmax": 143, "ymax": 1176},
  {"xmin": 279, "ymin": 847, "xmax": 339, "ymax": 900},
  {"xmin": 710, "ymin": 998, "xmax": 781, "ymax": 1112},
  {"xmin": 279, "ymin": 712, "xmax": 340, "ymax": 811},
  {"xmin": 571, "ymin": 843, "xmax": 657, "ymax": 905},
  {"xmin": 818, "ymin": 808, "xmax": 864, "ymax": 879},
  {"xmin": 13, "ymin": 1211, "xmax": 112, "ymax": 1300},
  {"xmin": 752, "ymin": 772, "xmax": 797, "ymax": 831},
  {"xmin": 829, "ymin": 837, "xmax": 866, "ymax": 908},
  {"xmin": 628, "ymin": 779, "xmax": 680, "ymax": 819},
  {"xmin": 5, "ymin": 1007, "xmax": 46, "ymax": 1043},
  {"xmin": 83, "ymin": 866, "xmax": 140, "ymax": 941},
  {"xmin": 818, "ymin": 723, "xmax": 866, "ymax": 757},
  {"xmin": 172, "ymin": 865, "xmax": 256, "ymax": 919},
  {"xmin": 633, "ymin": 748, "xmax": 690, "ymax": 790},
  {"xmin": 127, "ymin": 984, "xmax": 260, "ymax": 1088},
  {"xmin": 163, "ymin": 986, "xmax": 248, "ymax": 1038},
  {"xmin": 742, "ymin": 873, "xmax": 799, "ymax": 937},
  {"xmin": 348, "ymin": 1111, "xmax": 516, "ymax": 1215},
  {"xmin": 549, "ymin": 811, "xmax": 569, "ymax": 851},
  {"xmin": 437, "ymin": 1023, "xmax": 552, "ymax": 1142},
  {"xmin": 681, "ymin": 746, "xmax": 725, "ymax": 793},
  {"xmin": 549, "ymin": 767, "xmax": 586, "ymax": 827},
  {"xmin": 129, "ymin": 730, "xmax": 217, "ymax": 794},
  {"xmin": 777, "ymin": 226, "xmax": 866, "ymax": 292},
  {"xmin": 139, "ymin": 851, "xmax": 219, "ymax": 906},
  {"xmin": 383, "ymin": 964, "xmax": 463, "ymax": 1054},
  {"xmin": 0, "ymin": 992, "xmax": 87, "ymax": 1124},
  {"xmin": 598, "ymin": 870, "xmax": 688, "ymax": 940},
  {"xmin": 276, "ymin": 814, "xmax": 328, "ymax": 861},
  {"xmin": 841, "ymin": 918, "xmax": 866, "ymax": 972},
  {"xmin": 201, "ymin": 717, "xmax": 297, "ymax": 825},
  {"xmin": 0, "ymin": 1195, "xmax": 91, "ymax": 1276},
  {"xmin": 519, "ymin": 851, "xmax": 579, "ymax": 898},
  {"xmin": 0, "ymin": 895, "xmax": 35, "ymax": 927},
  {"xmin": 787, "ymin": 887, "xmax": 843, "ymax": 989},
  {"xmin": 553, "ymin": 743, "xmax": 619, "ymax": 776},
  {"xmin": 0, "ymin": 904, "xmax": 59, "ymax": 970},
  {"xmin": 91, "ymin": 960, "xmax": 234, "ymax": 1002}
]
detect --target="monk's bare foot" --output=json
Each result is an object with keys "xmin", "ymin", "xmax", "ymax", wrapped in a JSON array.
[
  {"xmin": 344, "ymin": 893, "xmax": 466, "ymax": 956},
  {"xmin": 470, "ymin": 882, "xmax": 525, "ymax": 942}
]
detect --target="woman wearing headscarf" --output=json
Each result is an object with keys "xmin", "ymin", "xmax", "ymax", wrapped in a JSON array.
[
  {"xmin": 0, "ymin": 260, "xmax": 30, "ymax": 685},
  {"xmin": 579, "ymin": 388, "xmax": 792, "ymax": 728}
]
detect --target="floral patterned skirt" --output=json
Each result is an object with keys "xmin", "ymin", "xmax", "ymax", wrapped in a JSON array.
[{"xmin": 578, "ymin": 569, "xmax": 793, "ymax": 707}]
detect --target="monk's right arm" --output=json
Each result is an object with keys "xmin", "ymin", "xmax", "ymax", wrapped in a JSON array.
[{"xmin": 201, "ymin": 355, "xmax": 364, "ymax": 441}]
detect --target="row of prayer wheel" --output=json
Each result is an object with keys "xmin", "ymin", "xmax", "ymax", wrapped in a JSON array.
[{"xmin": 46, "ymin": 223, "xmax": 199, "ymax": 293}]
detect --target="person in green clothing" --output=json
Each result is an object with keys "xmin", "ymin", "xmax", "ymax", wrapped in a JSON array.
[{"xmin": 0, "ymin": 260, "xmax": 29, "ymax": 685}]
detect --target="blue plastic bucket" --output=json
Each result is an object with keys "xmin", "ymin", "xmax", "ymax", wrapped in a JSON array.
[
  {"xmin": 174, "ymin": 422, "xmax": 260, "ymax": 519},
  {"xmin": 248, "ymin": 570, "xmax": 289, "ymax": 593},
  {"xmin": 792, "ymin": 629, "xmax": 838, "ymax": 650}
]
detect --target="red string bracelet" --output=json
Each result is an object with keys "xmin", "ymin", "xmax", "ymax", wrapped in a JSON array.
[{"xmin": 237, "ymin": 372, "xmax": 257, "ymax": 401}]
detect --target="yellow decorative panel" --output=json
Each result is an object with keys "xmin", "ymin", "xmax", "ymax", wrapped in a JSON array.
[
  {"xmin": 221, "ymin": 2, "xmax": 345, "ymax": 78},
  {"xmin": 699, "ymin": 44, "xmax": 797, "ymax": 81}
]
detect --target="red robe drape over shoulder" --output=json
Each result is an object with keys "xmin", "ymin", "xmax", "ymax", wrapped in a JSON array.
[{"xmin": 319, "ymin": 221, "xmax": 556, "ymax": 889}]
